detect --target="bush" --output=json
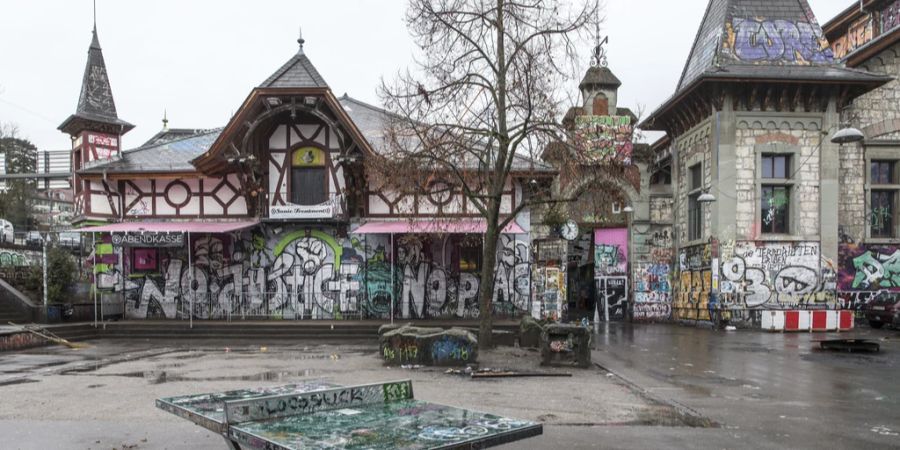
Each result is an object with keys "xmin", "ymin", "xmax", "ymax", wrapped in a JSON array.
[{"xmin": 25, "ymin": 247, "xmax": 77, "ymax": 304}]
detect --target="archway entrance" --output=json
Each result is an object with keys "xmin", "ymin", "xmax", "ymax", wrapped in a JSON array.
[{"xmin": 565, "ymin": 182, "xmax": 632, "ymax": 322}]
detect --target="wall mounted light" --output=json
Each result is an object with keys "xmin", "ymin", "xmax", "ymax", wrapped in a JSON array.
[
  {"xmin": 698, "ymin": 191, "xmax": 716, "ymax": 203},
  {"xmin": 830, "ymin": 126, "xmax": 865, "ymax": 145}
]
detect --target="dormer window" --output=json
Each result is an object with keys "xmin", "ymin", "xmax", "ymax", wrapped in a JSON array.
[{"xmin": 291, "ymin": 147, "xmax": 327, "ymax": 205}]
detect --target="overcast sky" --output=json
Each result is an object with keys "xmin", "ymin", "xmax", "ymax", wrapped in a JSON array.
[{"xmin": 0, "ymin": 0, "xmax": 852, "ymax": 151}]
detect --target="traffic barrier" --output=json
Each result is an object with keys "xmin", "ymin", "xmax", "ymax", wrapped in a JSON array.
[{"xmin": 764, "ymin": 310, "xmax": 848, "ymax": 332}]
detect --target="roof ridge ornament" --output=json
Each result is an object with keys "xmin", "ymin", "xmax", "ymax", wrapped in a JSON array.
[
  {"xmin": 590, "ymin": 21, "xmax": 608, "ymax": 68},
  {"xmin": 297, "ymin": 25, "xmax": 305, "ymax": 55}
]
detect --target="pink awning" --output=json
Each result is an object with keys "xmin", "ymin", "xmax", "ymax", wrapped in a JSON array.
[
  {"xmin": 75, "ymin": 220, "xmax": 259, "ymax": 234},
  {"xmin": 353, "ymin": 219, "xmax": 526, "ymax": 235}
]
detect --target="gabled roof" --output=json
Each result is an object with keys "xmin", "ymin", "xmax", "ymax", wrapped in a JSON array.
[
  {"xmin": 58, "ymin": 27, "xmax": 134, "ymax": 135},
  {"xmin": 643, "ymin": 0, "xmax": 892, "ymax": 131},
  {"xmin": 80, "ymin": 128, "xmax": 222, "ymax": 175},
  {"xmin": 259, "ymin": 38, "xmax": 328, "ymax": 88}
]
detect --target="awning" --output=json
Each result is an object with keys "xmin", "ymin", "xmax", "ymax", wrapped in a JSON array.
[
  {"xmin": 352, "ymin": 219, "xmax": 526, "ymax": 235},
  {"xmin": 74, "ymin": 220, "xmax": 260, "ymax": 233}
]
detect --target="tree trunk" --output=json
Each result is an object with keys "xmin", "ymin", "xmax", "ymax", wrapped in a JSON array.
[{"xmin": 478, "ymin": 201, "xmax": 502, "ymax": 351}]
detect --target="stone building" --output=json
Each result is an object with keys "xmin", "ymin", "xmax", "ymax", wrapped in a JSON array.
[
  {"xmin": 824, "ymin": 0, "xmax": 900, "ymax": 316},
  {"xmin": 641, "ymin": 0, "xmax": 891, "ymax": 326}
]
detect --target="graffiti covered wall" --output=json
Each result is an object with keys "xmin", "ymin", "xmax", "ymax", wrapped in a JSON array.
[
  {"xmin": 719, "ymin": 241, "xmax": 836, "ymax": 309},
  {"xmin": 632, "ymin": 226, "xmax": 673, "ymax": 322},
  {"xmin": 103, "ymin": 226, "xmax": 532, "ymax": 321},
  {"xmin": 839, "ymin": 243, "xmax": 900, "ymax": 311}
]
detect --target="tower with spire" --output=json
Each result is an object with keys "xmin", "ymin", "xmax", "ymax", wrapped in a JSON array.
[
  {"xmin": 640, "ymin": 0, "xmax": 892, "ymax": 321},
  {"xmin": 58, "ymin": 16, "xmax": 132, "ymax": 221}
]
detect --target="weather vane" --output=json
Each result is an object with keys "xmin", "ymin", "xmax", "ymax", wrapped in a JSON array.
[{"xmin": 591, "ymin": 22, "xmax": 608, "ymax": 68}]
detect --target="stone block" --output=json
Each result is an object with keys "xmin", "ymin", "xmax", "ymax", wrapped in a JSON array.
[
  {"xmin": 519, "ymin": 316, "xmax": 544, "ymax": 348},
  {"xmin": 540, "ymin": 324, "xmax": 592, "ymax": 368},
  {"xmin": 380, "ymin": 325, "xmax": 477, "ymax": 367}
]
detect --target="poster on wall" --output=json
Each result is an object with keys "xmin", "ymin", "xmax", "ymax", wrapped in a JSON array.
[
  {"xmin": 573, "ymin": 115, "xmax": 633, "ymax": 164},
  {"xmin": 594, "ymin": 228, "xmax": 628, "ymax": 277}
]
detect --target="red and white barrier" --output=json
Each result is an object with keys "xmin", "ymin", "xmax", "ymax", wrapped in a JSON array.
[{"xmin": 762, "ymin": 310, "xmax": 853, "ymax": 332}]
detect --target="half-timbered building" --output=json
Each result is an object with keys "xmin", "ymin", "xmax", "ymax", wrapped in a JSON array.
[{"xmin": 61, "ymin": 27, "xmax": 553, "ymax": 321}]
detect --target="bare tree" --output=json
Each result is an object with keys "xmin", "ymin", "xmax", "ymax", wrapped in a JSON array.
[{"xmin": 376, "ymin": 0, "xmax": 631, "ymax": 349}]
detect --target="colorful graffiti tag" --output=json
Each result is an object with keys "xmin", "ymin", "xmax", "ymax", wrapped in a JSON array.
[
  {"xmin": 839, "ymin": 244, "xmax": 900, "ymax": 291},
  {"xmin": 594, "ymin": 228, "xmax": 628, "ymax": 277},
  {"xmin": 725, "ymin": 18, "xmax": 834, "ymax": 64},
  {"xmin": 109, "ymin": 226, "xmax": 531, "ymax": 320},
  {"xmin": 573, "ymin": 115, "xmax": 634, "ymax": 164},
  {"xmin": 632, "ymin": 226, "xmax": 673, "ymax": 322}
]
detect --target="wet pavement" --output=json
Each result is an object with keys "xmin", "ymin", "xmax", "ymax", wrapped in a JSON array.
[
  {"xmin": 585, "ymin": 323, "xmax": 900, "ymax": 449},
  {"xmin": 0, "ymin": 326, "xmax": 897, "ymax": 449}
]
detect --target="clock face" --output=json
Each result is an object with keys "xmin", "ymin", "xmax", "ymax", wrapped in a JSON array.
[{"xmin": 561, "ymin": 221, "xmax": 579, "ymax": 241}]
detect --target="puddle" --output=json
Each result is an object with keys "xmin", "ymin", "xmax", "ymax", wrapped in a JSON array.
[
  {"xmin": 0, "ymin": 378, "xmax": 41, "ymax": 387},
  {"xmin": 64, "ymin": 369, "xmax": 320, "ymax": 384}
]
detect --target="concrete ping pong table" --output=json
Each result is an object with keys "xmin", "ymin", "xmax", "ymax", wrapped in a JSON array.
[{"xmin": 156, "ymin": 380, "xmax": 542, "ymax": 449}]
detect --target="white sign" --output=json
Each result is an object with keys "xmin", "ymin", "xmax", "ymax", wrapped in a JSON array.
[{"xmin": 269, "ymin": 199, "xmax": 337, "ymax": 219}]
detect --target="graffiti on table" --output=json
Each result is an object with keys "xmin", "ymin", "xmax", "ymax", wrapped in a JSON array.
[
  {"xmin": 594, "ymin": 228, "xmax": 628, "ymax": 277},
  {"xmin": 718, "ymin": 241, "xmax": 835, "ymax": 308},
  {"xmin": 724, "ymin": 18, "xmax": 833, "ymax": 65},
  {"xmin": 839, "ymin": 243, "xmax": 900, "ymax": 291},
  {"xmin": 114, "ymin": 226, "xmax": 530, "ymax": 320}
]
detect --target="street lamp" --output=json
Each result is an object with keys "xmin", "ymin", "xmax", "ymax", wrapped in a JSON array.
[
  {"xmin": 830, "ymin": 126, "xmax": 865, "ymax": 145},
  {"xmin": 698, "ymin": 190, "xmax": 716, "ymax": 203},
  {"xmin": 623, "ymin": 205, "xmax": 634, "ymax": 213}
]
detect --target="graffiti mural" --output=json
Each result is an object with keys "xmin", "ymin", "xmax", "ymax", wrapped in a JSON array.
[
  {"xmin": 724, "ymin": 18, "xmax": 833, "ymax": 64},
  {"xmin": 0, "ymin": 249, "xmax": 33, "ymax": 267},
  {"xmin": 114, "ymin": 226, "xmax": 531, "ymax": 320},
  {"xmin": 594, "ymin": 228, "xmax": 628, "ymax": 277},
  {"xmin": 839, "ymin": 243, "xmax": 900, "ymax": 291},
  {"xmin": 573, "ymin": 115, "xmax": 634, "ymax": 165},
  {"xmin": 719, "ymin": 242, "xmax": 835, "ymax": 308}
]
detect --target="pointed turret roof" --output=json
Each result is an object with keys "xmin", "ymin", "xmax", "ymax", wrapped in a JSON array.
[
  {"xmin": 259, "ymin": 33, "xmax": 328, "ymax": 88},
  {"xmin": 59, "ymin": 27, "xmax": 133, "ymax": 135},
  {"xmin": 579, "ymin": 66, "xmax": 622, "ymax": 90},
  {"xmin": 642, "ymin": 0, "xmax": 891, "ymax": 130}
]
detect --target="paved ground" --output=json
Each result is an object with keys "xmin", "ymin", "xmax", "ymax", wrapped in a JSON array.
[{"xmin": 0, "ymin": 324, "xmax": 897, "ymax": 449}]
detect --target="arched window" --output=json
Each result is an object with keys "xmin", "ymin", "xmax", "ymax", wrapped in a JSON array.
[{"xmin": 291, "ymin": 147, "xmax": 328, "ymax": 205}]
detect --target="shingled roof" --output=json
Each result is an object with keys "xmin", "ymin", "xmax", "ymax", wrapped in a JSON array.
[
  {"xmin": 643, "ymin": 0, "xmax": 891, "ymax": 130},
  {"xmin": 58, "ymin": 27, "xmax": 134, "ymax": 135},
  {"xmin": 80, "ymin": 128, "xmax": 222, "ymax": 175},
  {"xmin": 338, "ymin": 95, "xmax": 555, "ymax": 173},
  {"xmin": 259, "ymin": 37, "xmax": 328, "ymax": 88},
  {"xmin": 579, "ymin": 66, "xmax": 622, "ymax": 90}
]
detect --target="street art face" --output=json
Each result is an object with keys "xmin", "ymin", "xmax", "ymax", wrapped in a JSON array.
[
  {"xmin": 111, "ymin": 227, "xmax": 531, "ymax": 321},
  {"xmin": 725, "ymin": 18, "xmax": 833, "ymax": 64}
]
